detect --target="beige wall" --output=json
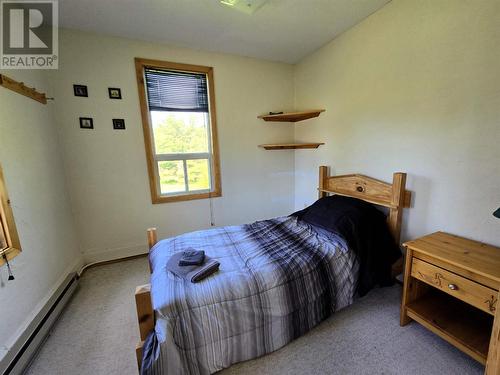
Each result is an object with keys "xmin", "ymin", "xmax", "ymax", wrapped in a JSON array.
[
  {"xmin": 52, "ymin": 30, "xmax": 295, "ymax": 262},
  {"xmin": 0, "ymin": 70, "xmax": 81, "ymax": 360},
  {"xmin": 294, "ymin": 0, "xmax": 500, "ymax": 246},
  {"xmin": 2, "ymin": 0, "xmax": 499, "ymax": 360}
]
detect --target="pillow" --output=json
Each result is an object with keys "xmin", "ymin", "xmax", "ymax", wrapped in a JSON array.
[{"xmin": 291, "ymin": 195, "xmax": 401, "ymax": 296}]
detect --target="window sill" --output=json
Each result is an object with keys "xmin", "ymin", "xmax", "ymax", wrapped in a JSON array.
[
  {"xmin": 0, "ymin": 247, "xmax": 21, "ymax": 266},
  {"xmin": 152, "ymin": 190, "xmax": 221, "ymax": 204}
]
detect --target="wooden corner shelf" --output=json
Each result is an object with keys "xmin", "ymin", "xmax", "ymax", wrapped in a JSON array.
[
  {"xmin": 259, "ymin": 142, "xmax": 324, "ymax": 150},
  {"xmin": 258, "ymin": 110, "xmax": 325, "ymax": 122}
]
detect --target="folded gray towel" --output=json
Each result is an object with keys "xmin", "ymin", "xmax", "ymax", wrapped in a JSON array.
[
  {"xmin": 179, "ymin": 249, "xmax": 205, "ymax": 266},
  {"xmin": 166, "ymin": 252, "xmax": 220, "ymax": 283}
]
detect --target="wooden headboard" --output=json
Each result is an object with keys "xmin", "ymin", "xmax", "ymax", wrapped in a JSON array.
[{"xmin": 318, "ymin": 166, "xmax": 411, "ymax": 244}]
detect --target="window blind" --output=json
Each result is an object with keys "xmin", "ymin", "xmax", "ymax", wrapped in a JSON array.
[{"xmin": 145, "ymin": 68, "xmax": 209, "ymax": 112}]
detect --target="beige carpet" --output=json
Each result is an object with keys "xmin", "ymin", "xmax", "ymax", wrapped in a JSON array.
[{"xmin": 25, "ymin": 257, "xmax": 483, "ymax": 375}]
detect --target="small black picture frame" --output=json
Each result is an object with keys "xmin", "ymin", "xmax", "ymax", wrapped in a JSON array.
[
  {"xmin": 112, "ymin": 118, "xmax": 125, "ymax": 130},
  {"xmin": 79, "ymin": 117, "xmax": 94, "ymax": 129},
  {"xmin": 73, "ymin": 84, "xmax": 88, "ymax": 97},
  {"xmin": 108, "ymin": 88, "xmax": 122, "ymax": 99}
]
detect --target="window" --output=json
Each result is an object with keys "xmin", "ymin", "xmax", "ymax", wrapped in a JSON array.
[
  {"xmin": 0, "ymin": 165, "xmax": 21, "ymax": 265},
  {"xmin": 135, "ymin": 58, "xmax": 221, "ymax": 204}
]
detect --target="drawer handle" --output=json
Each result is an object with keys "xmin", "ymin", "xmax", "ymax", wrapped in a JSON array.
[
  {"xmin": 448, "ymin": 283, "xmax": 458, "ymax": 291},
  {"xmin": 485, "ymin": 296, "xmax": 497, "ymax": 313}
]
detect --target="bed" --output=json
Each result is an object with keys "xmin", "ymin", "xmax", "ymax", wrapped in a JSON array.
[{"xmin": 135, "ymin": 166, "xmax": 411, "ymax": 374}]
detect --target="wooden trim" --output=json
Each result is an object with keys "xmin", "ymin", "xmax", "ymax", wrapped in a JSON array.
[
  {"xmin": 134, "ymin": 58, "xmax": 222, "ymax": 204},
  {"xmin": 0, "ymin": 74, "xmax": 47, "ymax": 104},
  {"xmin": 206, "ymin": 67, "xmax": 222, "ymax": 199},
  {"xmin": 135, "ymin": 58, "xmax": 212, "ymax": 74},
  {"xmin": 0, "ymin": 165, "xmax": 21, "ymax": 266},
  {"xmin": 318, "ymin": 166, "xmax": 411, "ymax": 244},
  {"xmin": 135, "ymin": 59, "xmax": 158, "ymax": 203},
  {"xmin": 152, "ymin": 191, "xmax": 222, "ymax": 204}
]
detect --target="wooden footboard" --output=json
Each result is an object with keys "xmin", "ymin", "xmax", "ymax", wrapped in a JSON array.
[{"xmin": 135, "ymin": 228, "xmax": 158, "ymax": 372}]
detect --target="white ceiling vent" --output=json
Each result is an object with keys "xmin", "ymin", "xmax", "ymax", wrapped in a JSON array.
[{"xmin": 220, "ymin": 0, "xmax": 268, "ymax": 15}]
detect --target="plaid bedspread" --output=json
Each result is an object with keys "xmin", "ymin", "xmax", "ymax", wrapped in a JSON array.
[{"xmin": 142, "ymin": 216, "xmax": 359, "ymax": 375}]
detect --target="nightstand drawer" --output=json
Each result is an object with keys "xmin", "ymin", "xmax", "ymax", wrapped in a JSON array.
[{"xmin": 411, "ymin": 257, "xmax": 498, "ymax": 315}]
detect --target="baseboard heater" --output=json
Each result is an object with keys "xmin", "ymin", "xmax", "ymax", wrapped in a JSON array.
[{"xmin": 1, "ymin": 272, "xmax": 79, "ymax": 375}]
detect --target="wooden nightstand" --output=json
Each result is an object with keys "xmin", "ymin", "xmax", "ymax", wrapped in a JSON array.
[{"xmin": 400, "ymin": 232, "xmax": 500, "ymax": 374}]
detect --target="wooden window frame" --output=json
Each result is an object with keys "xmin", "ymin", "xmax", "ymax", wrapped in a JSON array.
[
  {"xmin": 135, "ymin": 58, "xmax": 222, "ymax": 204},
  {"xmin": 0, "ymin": 165, "xmax": 21, "ymax": 266}
]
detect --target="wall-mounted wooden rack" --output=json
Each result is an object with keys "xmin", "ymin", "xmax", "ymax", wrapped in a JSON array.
[
  {"xmin": 258, "ymin": 109, "xmax": 325, "ymax": 122},
  {"xmin": 259, "ymin": 142, "xmax": 325, "ymax": 150},
  {"xmin": 0, "ymin": 74, "xmax": 47, "ymax": 104}
]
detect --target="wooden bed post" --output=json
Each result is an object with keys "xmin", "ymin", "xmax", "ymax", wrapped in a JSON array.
[
  {"xmin": 146, "ymin": 227, "xmax": 157, "ymax": 273},
  {"xmin": 147, "ymin": 227, "xmax": 158, "ymax": 249},
  {"xmin": 388, "ymin": 173, "xmax": 407, "ymax": 277},
  {"xmin": 388, "ymin": 173, "xmax": 407, "ymax": 245},
  {"xmin": 135, "ymin": 228, "xmax": 158, "ymax": 372},
  {"xmin": 319, "ymin": 166, "xmax": 328, "ymax": 199},
  {"xmin": 135, "ymin": 284, "xmax": 154, "ymax": 371}
]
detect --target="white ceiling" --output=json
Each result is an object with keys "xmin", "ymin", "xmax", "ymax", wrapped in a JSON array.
[{"xmin": 59, "ymin": 0, "xmax": 390, "ymax": 64}]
